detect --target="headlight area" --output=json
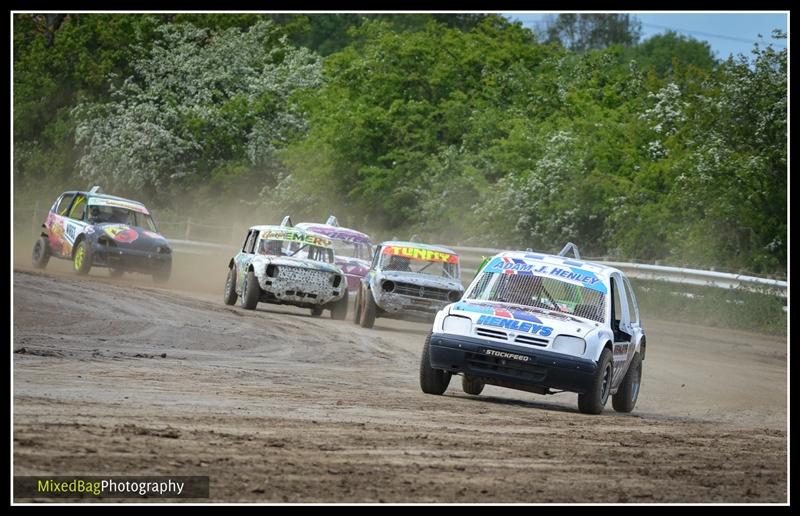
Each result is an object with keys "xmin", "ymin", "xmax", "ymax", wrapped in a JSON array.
[
  {"xmin": 552, "ymin": 335, "xmax": 587, "ymax": 356},
  {"xmin": 441, "ymin": 315, "xmax": 472, "ymax": 335}
]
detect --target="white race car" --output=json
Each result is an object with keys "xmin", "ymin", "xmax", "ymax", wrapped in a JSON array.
[{"xmin": 419, "ymin": 244, "xmax": 646, "ymax": 414}]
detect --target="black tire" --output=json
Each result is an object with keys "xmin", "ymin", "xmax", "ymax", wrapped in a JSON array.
[
  {"xmin": 31, "ymin": 236, "xmax": 50, "ymax": 269},
  {"xmin": 223, "ymin": 267, "xmax": 238, "ymax": 305},
  {"xmin": 240, "ymin": 270, "xmax": 260, "ymax": 310},
  {"xmin": 420, "ymin": 333, "xmax": 451, "ymax": 395},
  {"xmin": 152, "ymin": 261, "xmax": 171, "ymax": 284},
  {"xmin": 462, "ymin": 375, "xmax": 485, "ymax": 395},
  {"xmin": 353, "ymin": 287, "xmax": 363, "ymax": 325},
  {"xmin": 612, "ymin": 352, "xmax": 642, "ymax": 413},
  {"xmin": 578, "ymin": 348, "xmax": 613, "ymax": 415},
  {"xmin": 109, "ymin": 268, "xmax": 124, "ymax": 278},
  {"xmin": 359, "ymin": 288, "xmax": 377, "ymax": 329},
  {"xmin": 330, "ymin": 289, "xmax": 349, "ymax": 320},
  {"xmin": 310, "ymin": 306, "xmax": 324, "ymax": 317},
  {"xmin": 72, "ymin": 240, "xmax": 93, "ymax": 276}
]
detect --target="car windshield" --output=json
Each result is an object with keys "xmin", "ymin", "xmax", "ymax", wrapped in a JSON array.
[
  {"xmin": 88, "ymin": 205, "xmax": 158, "ymax": 232},
  {"xmin": 259, "ymin": 239, "xmax": 335, "ymax": 264},
  {"xmin": 467, "ymin": 270, "xmax": 607, "ymax": 323},
  {"xmin": 330, "ymin": 239, "xmax": 373, "ymax": 261},
  {"xmin": 379, "ymin": 245, "xmax": 459, "ymax": 279}
]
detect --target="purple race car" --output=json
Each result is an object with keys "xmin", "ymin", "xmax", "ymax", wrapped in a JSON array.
[{"xmin": 297, "ymin": 216, "xmax": 374, "ymax": 293}]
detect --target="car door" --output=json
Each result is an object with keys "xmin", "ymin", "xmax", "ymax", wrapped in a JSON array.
[
  {"xmin": 46, "ymin": 192, "xmax": 76, "ymax": 257},
  {"xmin": 63, "ymin": 194, "xmax": 90, "ymax": 253},
  {"xmin": 235, "ymin": 230, "xmax": 259, "ymax": 289},
  {"xmin": 622, "ymin": 275, "xmax": 644, "ymax": 357},
  {"xmin": 610, "ymin": 273, "xmax": 634, "ymax": 387}
]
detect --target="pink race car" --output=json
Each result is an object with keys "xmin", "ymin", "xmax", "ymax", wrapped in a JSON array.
[{"xmin": 297, "ymin": 216, "xmax": 374, "ymax": 294}]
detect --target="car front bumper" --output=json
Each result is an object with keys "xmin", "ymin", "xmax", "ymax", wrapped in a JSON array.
[
  {"xmin": 92, "ymin": 244, "xmax": 171, "ymax": 272},
  {"xmin": 428, "ymin": 333, "xmax": 598, "ymax": 394},
  {"xmin": 375, "ymin": 291, "xmax": 450, "ymax": 318}
]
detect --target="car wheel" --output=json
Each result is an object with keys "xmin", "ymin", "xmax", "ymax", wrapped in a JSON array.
[
  {"xmin": 152, "ymin": 262, "xmax": 171, "ymax": 284},
  {"xmin": 31, "ymin": 236, "xmax": 50, "ymax": 269},
  {"xmin": 330, "ymin": 289, "xmax": 349, "ymax": 320},
  {"xmin": 359, "ymin": 288, "xmax": 377, "ymax": 329},
  {"xmin": 420, "ymin": 333, "xmax": 451, "ymax": 395},
  {"xmin": 612, "ymin": 352, "xmax": 642, "ymax": 413},
  {"xmin": 310, "ymin": 306, "xmax": 324, "ymax": 317},
  {"xmin": 353, "ymin": 287, "xmax": 363, "ymax": 325},
  {"xmin": 578, "ymin": 348, "xmax": 613, "ymax": 415},
  {"xmin": 240, "ymin": 270, "xmax": 260, "ymax": 310},
  {"xmin": 109, "ymin": 268, "xmax": 124, "ymax": 278},
  {"xmin": 462, "ymin": 375, "xmax": 485, "ymax": 395},
  {"xmin": 72, "ymin": 240, "xmax": 93, "ymax": 276},
  {"xmin": 223, "ymin": 267, "xmax": 238, "ymax": 305}
]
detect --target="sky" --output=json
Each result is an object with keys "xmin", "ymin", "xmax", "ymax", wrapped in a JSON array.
[{"xmin": 503, "ymin": 12, "xmax": 788, "ymax": 60}]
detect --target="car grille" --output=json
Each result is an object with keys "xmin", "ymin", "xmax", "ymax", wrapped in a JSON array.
[
  {"xmin": 277, "ymin": 266, "xmax": 334, "ymax": 290},
  {"xmin": 514, "ymin": 335, "xmax": 548, "ymax": 347},
  {"xmin": 393, "ymin": 282, "xmax": 450, "ymax": 301},
  {"xmin": 476, "ymin": 327, "xmax": 508, "ymax": 340},
  {"xmin": 474, "ymin": 327, "xmax": 549, "ymax": 347}
]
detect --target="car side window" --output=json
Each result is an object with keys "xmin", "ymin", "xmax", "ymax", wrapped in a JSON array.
[
  {"xmin": 242, "ymin": 230, "xmax": 253, "ymax": 252},
  {"xmin": 55, "ymin": 194, "xmax": 75, "ymax": 216},
  {"xmin": 68, "ymin": 194, "xmax": 87, "ymax": 221},
  {"xmin": 623, "ymin": 276, "xmax": 639, "ymax": 325},
  {"xmin": 611, "ymin": 276, "xmax": 623, "ymax": 328},
  {"xmin": 246, "ymin": 231, "xmax": 260, "ymax": 254},
  {"xmin": 371, "ymin": 246, "xmax": 382, "ymax": 269}
]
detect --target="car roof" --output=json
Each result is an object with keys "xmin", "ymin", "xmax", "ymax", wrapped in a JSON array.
[
  {"xmin": 493, "ymin": 250, "xmax": 621, "ymax": 278},
  {"xmin": 295, "ymin": 223, "xmax": 372, "ymax": 244},
  {"xmin": 248, "ymin": 225, "xmax": 333, "ymax": 247},
  {"xmin": 61, "ymin": 190, "xmax": 147, "ymax": 207},
  {"xmin": 379, "ymin": 241, "xmax": 458, "ymax": 255}
]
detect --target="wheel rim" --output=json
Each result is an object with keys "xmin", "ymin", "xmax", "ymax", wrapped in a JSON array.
[
  {"xmin": 74, "ymin": 246, "xmax": 84, "ymax": 270},
  {"xmin": 601, "ymin": 363, "xmax": 611, "ymax": 402},
  {"xmin": 33, "ymin": 241, "xmax": 43, "ymax": 260},
  {"xmin": 225, "ymin": 271, "xmax": 232, "ymax": 294}
]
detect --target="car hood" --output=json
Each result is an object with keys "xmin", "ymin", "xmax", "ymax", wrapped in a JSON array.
[
  {"xmin": 91, "ymin": 223, "xmax": 169, "ymax": 249},
  {"xmin": 266, "ymin": 255, "xmax": 343, "ymax": 274},
  {"xmin": 378, "ymin": 270, "xmax": 463, "ymax": 291},
  {"xmin": 448, "ymin": 300, "xmax": 599, "ymax": 337}
]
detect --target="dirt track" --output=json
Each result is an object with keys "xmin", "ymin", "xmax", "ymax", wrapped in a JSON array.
[{"xmin": 12, "ymin": 254, "xmax": 787, "ymax": 502}]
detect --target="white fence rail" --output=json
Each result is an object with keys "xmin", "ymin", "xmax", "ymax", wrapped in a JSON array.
[
  {"xmin": 18, "ymin": 206, "xmax": 786, "ymax": 296},
  {"xmin": 445, "ymin": 245, "xmax": 787, "ymax": 295},
  {"xmin": 166, "ymin": 239, "xmax": 787, "ymax": 297}
]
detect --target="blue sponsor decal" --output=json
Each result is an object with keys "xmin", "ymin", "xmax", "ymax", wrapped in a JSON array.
[
  {"xmin": 453, "ymin": 302, "xmax": 494, "ymax": 315},
  {"xmin": 477, "ymin": 315, "xmax": 553, "ymax": 337},
  {"xmin": 485, "ymin": 258, "xmax": 533, "ymax": 274},
  {"xmin": 483, "ymin": 257, "xmax": 608, "ymax": 294}
]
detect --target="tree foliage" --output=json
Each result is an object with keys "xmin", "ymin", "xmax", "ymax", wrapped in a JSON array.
[
  {"xmin": 71, "ymin": 20, "xmax": 321, "ymax": 200},
  {"xmin": 543, "ymin": 13, "xmax": 642, "ymax": 51},
  {"xmin": 13, "ymin": 15, "xmax": 787, "ymax": 275}
]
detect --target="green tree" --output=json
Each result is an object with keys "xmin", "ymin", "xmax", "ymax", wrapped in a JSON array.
[
  {"xmin": 626, "ymin": 31, "xmax": 717, "ymax": 77},
  {"xmin": 543, "ymin": 13, "xmax": 641, "ymax": 51}
]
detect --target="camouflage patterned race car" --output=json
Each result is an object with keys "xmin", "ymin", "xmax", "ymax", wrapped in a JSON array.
[
  {"xmin": 297, "ymin": 216, "xmax": 374, "ymax": 294},
  {"xmin": 31, "ymin": 186, "xmax": 172, "ymax": 282},
  {"xmin": 354, "ymin": 241, "xmax": 464, "ymax": 329},
  {"xmin": 223, "ymin": 220, "xmax": 349, "ymax": 319}
]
